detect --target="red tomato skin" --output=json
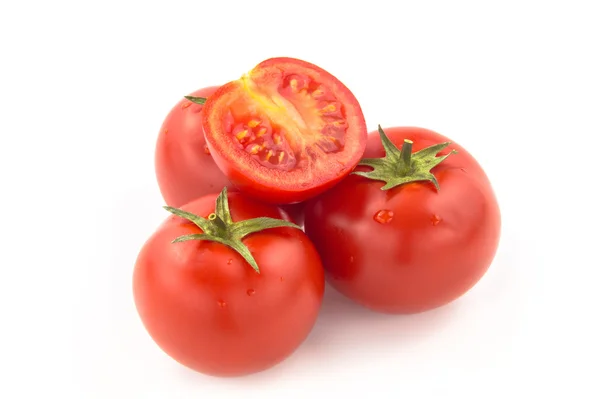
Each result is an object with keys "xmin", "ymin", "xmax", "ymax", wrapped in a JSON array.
[
  {"xmin": 304, "ymin": 127, "xmax": 501, "ymax": 314},
  {"xmin": 155, "ymin": 86, "xmax": 233, "ymax": 207},
  {"xmin": 133, "ymin": 193, "xmax": 324, "ymax": 377}
]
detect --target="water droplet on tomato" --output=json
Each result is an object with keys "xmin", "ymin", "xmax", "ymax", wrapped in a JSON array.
[
  {"xmin": 349, "ymin": 256, "xmax": 354, "ymax": 263},
  {"xmin": 204, "ymin": 145, "xmax": 211, "ymax": 155},
  {"xmin": 373, "ymin": 209, "xmax": 394, "ymax": 224},
  {"xmin": 246, "ymin": 289, "xmax": 255, "ymax": 296},
  {"xmin": 431, "ymin": 214, "xmax": 442, "ymax": 226},
  {"xmin": 227, "ymin": 259, "xmax": 233, "ymax": 265},
  {"xmin": 218, "ymin": 300, "xmax": 227, "ymax": 308},
  {"xmin": 163, "ymin": 129, "xmax": 169, "ymax": 135},
  {"xmin": 181, "ymin": 101, "xmax": 192, "ymax": 109},
  {"xmin": 280, "ymin": 276, "xmax": 284, "ymax": 282}
]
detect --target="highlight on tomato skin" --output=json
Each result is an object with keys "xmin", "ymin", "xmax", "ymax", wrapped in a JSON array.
[
  {"xmin": 201, "ymin": 57, "xmax": 368, "ymax": 204},
  {"xmin": 304, "ymin": 126, "xmax": 501, "ymax": 315},
  {"xmin": 133, "ymin": 189, "xmax": 325, "ymax": 377}
]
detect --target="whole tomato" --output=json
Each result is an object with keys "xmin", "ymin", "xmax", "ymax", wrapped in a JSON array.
[
  {"xmin": 133, "ymin": 188, "xmax": 324, "ymax": 376},
  {"xmin": 155, "ymin": 86, "xmax": 233, "ymax": 207},
  {"xmin": 154, "ymin": 86, "xmax": 306, "ymax": 223},
  {"xmin": 304, "ymin": 126, "xmax": 501, "ymax": 314}
]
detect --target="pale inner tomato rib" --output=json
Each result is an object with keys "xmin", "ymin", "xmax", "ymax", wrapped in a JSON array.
[{"xmin": 222, "ymin": 72, "xmax": 349, "ymax": 171}]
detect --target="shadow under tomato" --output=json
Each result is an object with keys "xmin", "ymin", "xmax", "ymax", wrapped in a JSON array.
[
  {"xmin": 300, "ymin": 281, "xmax": 462, "ymax": 353},
  {"xmin": 172, "ymin": 280, "xmax": 462, "ymax": 386}
]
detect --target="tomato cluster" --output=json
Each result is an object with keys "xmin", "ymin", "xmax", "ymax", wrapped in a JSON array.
[{"xmin": 133, "ymin": 57, "xmax": 501, "ymax": 377}]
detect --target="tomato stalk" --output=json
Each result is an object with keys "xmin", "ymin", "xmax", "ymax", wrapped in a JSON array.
[
  {"xmin": 353, "ymin": 125, "xmax": 457, "ymax": 191},
  {"xmin": 164, "ymin": 187, "xmax": 301, "ymax": 273},
  {"xmin": 399, "ymin": 139, "xmax": 413, "ymax": 174}
]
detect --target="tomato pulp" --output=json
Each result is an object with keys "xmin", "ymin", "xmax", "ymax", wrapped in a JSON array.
[
  {"xmin": 133, "ymin": 190, "xmax": 324, "ymax": 376},
  {"xmin": 304, "ymin": 126, "xmax": 501, "ymax": 314},
  {"xmin": 202, "ymin": 57, "xmax": 367, "ymax": 204}
]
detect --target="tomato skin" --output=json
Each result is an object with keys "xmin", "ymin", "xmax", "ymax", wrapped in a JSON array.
[
  {"xmin": 304, "ymin": 127, "xmax": 501, "ymax": 314},
  {"xmin": 201, "ymin": 57, "xmax": 367, "ymax": 204},
  {"xmin": 133, "ymin": 192, "xmax": 324, "ymax": 377},
  {"xmin": 155, "ymin": 86, "xmax": 233, "ymax": 208}
]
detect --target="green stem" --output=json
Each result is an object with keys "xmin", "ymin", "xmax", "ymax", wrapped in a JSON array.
[
  {"xmin": 353, "ymin": 125, "xmax": 457, "ymax": 191},
  {"xmin": 184, "ymin": 96, "xmax": 207, "ymax": 105},
  {"xmin": 164, "ymin": 187, "xmax": 302, "ymax": 273}
]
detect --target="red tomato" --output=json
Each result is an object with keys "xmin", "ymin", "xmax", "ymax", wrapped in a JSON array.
[
  {"xmin": 155, "ymin": 86, "xmax": 232, "ymax": 207},
  {"xmin": 304, "ymin": 126, "xmax": 501, "ymax": 314},
  {"xmin": 133, "ymin": 190, "xmax": 324, "ymax": 376},
  {"xmin": 201, "ymin": 57, "xmax": 367, "ymax": 204},
  {"xmin": 154, "ymin": 86, "xmax": 306, "ymax": 223}
]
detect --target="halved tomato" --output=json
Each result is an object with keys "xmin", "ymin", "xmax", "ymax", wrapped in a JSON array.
[{"xmin": 201, "ymin": 57, "xmax": 367, "ymax": 204}]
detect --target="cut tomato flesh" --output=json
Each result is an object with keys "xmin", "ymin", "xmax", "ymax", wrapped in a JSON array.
[{"xmin": 202, "ymin": 58, "xmax": 367, "ymax": 203}]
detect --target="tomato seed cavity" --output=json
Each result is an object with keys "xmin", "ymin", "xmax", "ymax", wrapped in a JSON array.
[
  {"xmin": 280, "ymin": 73, "xmax": 348, "ymax": 155},
  {"xmin": 229, "ymin": 118, "xmax": 297, "ymax": 170}
]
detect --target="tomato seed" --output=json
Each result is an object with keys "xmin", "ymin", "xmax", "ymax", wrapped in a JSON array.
[{"xmin": 247, "ymin": 119, "xmax": 261, "ymax": 128}]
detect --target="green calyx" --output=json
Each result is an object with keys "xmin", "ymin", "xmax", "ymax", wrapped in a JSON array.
[
  {"xmin": 352, "ymin": 125, "xmax": 457, "ymax": 191},
  {"xmin": 184, "ymin": 96, "xmax": 207, "ymax": 105},
  {"xmin": 164, "ymin": 187, "xmax": 301, "ymax": 273}
]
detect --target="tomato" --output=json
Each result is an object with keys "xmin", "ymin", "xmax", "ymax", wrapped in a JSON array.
[
  {"xmin": 133, "ymin": 188, "xmax": 324, "ymax": 376},
  {"xmin": 201, "ymin": 57, "xmax": 367, "ymax": 204},
  {"xmin": 154, "ymin": 86, "xmax": 306, "ymax": 224},
  {"xmin": 155, "ymin": 86, "xmax": 232, "ymax": 207},
  {"xmin": 304, "ymin": 126, "xmax": 501, "ymax": 314}
]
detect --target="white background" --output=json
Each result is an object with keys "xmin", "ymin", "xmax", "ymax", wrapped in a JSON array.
[{"xmin": 1, "ymin": 1, "xmax": 599, "ymax": 397}]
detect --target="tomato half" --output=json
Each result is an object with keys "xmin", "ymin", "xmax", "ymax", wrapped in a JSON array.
[
  {"xmin": 133, "ymin": 190, "xmax": 324, "ymax": 376},
  {"xmin": 304, "ymin": 126, "xmax": 501, "ymax": 314},
  {"xmin": 154, "ymin": 86, "xmax": 305, "ymax": 223},
  {"xmin": 201, "ymin": 57, "xmax": 367, "ymax": 204}
]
